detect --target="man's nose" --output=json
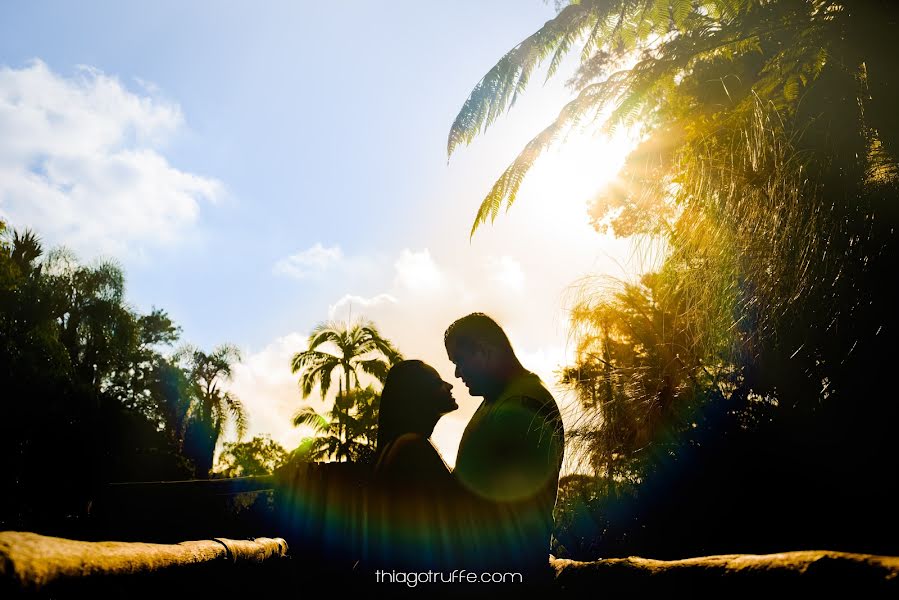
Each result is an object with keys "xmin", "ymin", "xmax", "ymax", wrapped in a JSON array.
[{"xmin": 454, "ymin": 364, "xmax": 461, "ymax": 379}]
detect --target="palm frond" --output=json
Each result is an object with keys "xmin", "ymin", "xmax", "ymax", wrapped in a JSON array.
[
  {"xmin": 223, "ymin": 391, "xmax": 248, "ymax": 440},
  {"xmin": 11, "ymin": 229, "xmax": 44, "ymax": 269},
  {"xmin": 306, "ymin": 321, "xmax": 343, "ymax": 351},
  {"xmin": 290, "ymin": 349, "xmax": 328, "ymax": 374},
  {"xmin": 296, "ymin": 354, "xmax": 340, "ymax": 397},
  {"xmin": 359, "ymin": 322, "xmax": 403, "ymax": 363},
  {"xmin": 292, "ymin": 406, "xmax": 330, "ymax": 431},
  {"xmin": 358, "ymin": 358, "xmax": 390, "ymax": 384}
]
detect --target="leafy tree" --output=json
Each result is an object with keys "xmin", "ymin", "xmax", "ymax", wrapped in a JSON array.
[
  {"xmin": 41, "ymin": 249, "xmax": 136, "ymax": 398},
  {"xmin": 0, "ymin": 224, "xmax": 193, "ymax": 526},
  {"xmin": 453, "ymin": 0, "xmax": 899, "ymax": 554},
  {"xmin": 215, "ymin": 434, "xmax": 288, "ymax": 477},
  {"xmin": 177, "ymin": 344, "xmax": 248, "ymax": 478},
  {"xmin": 290, "ymin": 319, "xmax": 401, "ymax": 460}
]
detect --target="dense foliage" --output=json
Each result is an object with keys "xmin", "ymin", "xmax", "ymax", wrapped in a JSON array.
[
  {"xmin": 0, "ymin": 223, "xmax": 246, "ymax": 527},
  {"xmin": 452, "ymin": 0, "xmax": 899, "ymax": 557}
]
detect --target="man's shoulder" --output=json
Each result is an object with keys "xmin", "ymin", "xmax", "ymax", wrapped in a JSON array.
[
  {"xmin": 500, "ymin": 370, "xmax": 551, "ymax": 396},
  {"xmin": 499, "ymin": 372, "xmax": 560, "ymax": 416}
]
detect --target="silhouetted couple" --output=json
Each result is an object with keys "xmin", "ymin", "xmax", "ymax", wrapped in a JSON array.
[{"xmin": 365, "ymin": 313, "xmax": 564, "ymax": 586}]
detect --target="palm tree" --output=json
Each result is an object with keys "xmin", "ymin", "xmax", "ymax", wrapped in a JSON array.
[
  {"xmin": 177, "ymin": 343, "xmax": 248, "ymax": 477},
  {"xmin": 290, "ymin": 319, "xmax": 401, "ymax": 460},
  {"xmin": 291, "ymin": 386, "xmax": 380, "ymax": 463}
]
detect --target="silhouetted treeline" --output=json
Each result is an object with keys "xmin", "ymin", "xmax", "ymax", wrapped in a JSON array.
[{"xmin": 0, "ymin": 226, "xmax": 244, "ymax": 531}]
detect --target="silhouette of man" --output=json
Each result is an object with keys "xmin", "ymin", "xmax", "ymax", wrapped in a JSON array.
[{"xmin": 445, "ymin": 313, "xmax": 564, "ymax": 582}]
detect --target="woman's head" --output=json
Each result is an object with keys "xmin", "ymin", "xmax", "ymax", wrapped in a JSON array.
[{"xmin": 376, "ymin": 360, "xmax": 457, "ymax": 451}]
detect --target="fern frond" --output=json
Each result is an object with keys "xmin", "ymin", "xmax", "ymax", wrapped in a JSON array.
[
  {"xmin": 470, "ymin": 80, "xmax": 618, "ymax": 237},
  {"xmin": 448, "ymin": 1, "xmax": 600, "ymax": 156},
  {"xmin": 672, "ymin": 0, "xmax": 693, "ymax": 29}
]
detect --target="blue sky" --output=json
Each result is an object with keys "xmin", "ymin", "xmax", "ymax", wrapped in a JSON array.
[{"xmin": 1, "ymin": 1, "xmax": 646, "ymax": 466}]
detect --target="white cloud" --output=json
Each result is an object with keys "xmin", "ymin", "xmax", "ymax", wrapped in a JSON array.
[
  {"xmin": 273, "ymin": 243, "xmax": 344, "ymax": 279},
  {"xmin": 394, "ymin": 248, "xmax": 445, "ymax": 293},
  {"xmin": 327, "ymin": 293, "xmax": 398, "ymax": 321},
  {"xmin": 0, "ymin": 59, "xmax": 222, "ymax": 259},
  {"xmin": 227, "ymin": 332, "xmax": 311, "ymax": 453},
  {"xmin": 485, "ymin": 255, "xmax": 525, "ymax": 291},
  {"xmin": 273, "ymin": 244, "xmax": 388, "ymax": 289}
]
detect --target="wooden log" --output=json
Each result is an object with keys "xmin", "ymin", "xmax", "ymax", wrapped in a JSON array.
[
  {"xmin": 551, "ymin": 550, "xmax": 899, "ymax": 593},
  {"xmin": 0, "ymin": 531, "xmax": 287, "ymax": 596}
]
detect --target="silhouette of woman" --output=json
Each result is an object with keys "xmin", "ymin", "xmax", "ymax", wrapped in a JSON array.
[{"xmin": 364, "ymin": 360, "xmax": 464, "ymax": 572}]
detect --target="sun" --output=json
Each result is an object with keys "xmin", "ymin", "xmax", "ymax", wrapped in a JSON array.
[{"xmin": 514, "ymin": 125, "xmax": 639, "ymax": 233}]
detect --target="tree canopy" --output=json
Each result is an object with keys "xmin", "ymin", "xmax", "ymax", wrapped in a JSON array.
[
  {"xmin": 452, "ymin": 0, "xmax": 899, "ymax": 557},
  {"xmin": 0, "ymin": 222, "xmax": 249, "ymax": 526},
  {"xmin": 215, "ymin": 434, "xmax": 288, "ymax": 478}
]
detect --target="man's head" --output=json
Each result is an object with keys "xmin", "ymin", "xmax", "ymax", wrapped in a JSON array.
[{"xmin": 444, "ymin": 312, "xmax": 518, "ymax": 398}]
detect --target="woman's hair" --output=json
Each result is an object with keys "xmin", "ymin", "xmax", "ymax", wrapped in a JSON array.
[{"xmin": 376, "ymin": 359, "xmax": 439, "ymax": 456}]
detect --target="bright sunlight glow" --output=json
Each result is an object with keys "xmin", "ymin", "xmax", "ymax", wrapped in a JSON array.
[{"xmin": 516, "ymin": 125, "xmax": 639, "ymax": 233}]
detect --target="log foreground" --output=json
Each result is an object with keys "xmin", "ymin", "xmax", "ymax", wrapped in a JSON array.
[
  {"xmin": 0, "ymin": 531, "xmax": 289, "ymax": 597},
  {"xmin": 2, "ymin": 531, "xmax": 898, "ymax": 596},
  {"xmin": 552, "ymin": 550, "xmax": 899, "ymax": 594}
]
